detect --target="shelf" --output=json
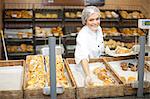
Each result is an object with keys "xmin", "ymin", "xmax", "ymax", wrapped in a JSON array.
[
  {"xmin": 5, "ymin": 25, "xmax": 33, "ymax": 29},
  {"xmin": 35, "ymin": 37, "xmax": 60, "ymax": 40},
  {"xmin": 5, "ymin": 38, "xmax": 33, "ymax": 42},
  {"xmin": 104, "ymin": 35, "xmax": 138, "ymax": 42},
  {"xmin": 64, "ymin": 18, "xmax": 82, "ymax": 22},
  {"xmin": 8, "ymin": 52, "xmax": 34, "ymax": 56},
  {"xmin": 35, "ymin": 18, "xmax": 62, "ymax": 22},
  {"xmin": 4, "ymin": 18, "xmax": 33, "ymax": 22},
  {"xmin": 101, "ymin": 18, "xmax": 120, "ymax": 22}
]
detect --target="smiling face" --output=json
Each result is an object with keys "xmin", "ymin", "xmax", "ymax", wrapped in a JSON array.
[{"xmin": 86, "ymin": 12, "xmax": 100, "ymax": 32}]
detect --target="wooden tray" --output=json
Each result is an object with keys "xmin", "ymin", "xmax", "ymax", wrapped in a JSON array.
[
  {"xmin": 0, "ymin": 60, "xmax": 25, "ymax": 99},
  {"xmin": 103, "ymin": 56, "xmax": 150, "ymax": 95},
  {"xmin": 23, "ymin": 56, "xmax": 76, "ymax": 99},
  {"xmin": 64, "ymin": 58, "xmax": 124, "ymax": 98}
]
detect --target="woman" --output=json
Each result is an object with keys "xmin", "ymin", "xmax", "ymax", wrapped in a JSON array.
[{"xmin": 75, "ymin": 6, "xmax": 104, "ymax": 86}]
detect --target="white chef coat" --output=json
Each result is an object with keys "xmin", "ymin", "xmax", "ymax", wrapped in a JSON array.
[{"xmin": 75, "ymin": 25, "xmax": 104, "ymax": 64}]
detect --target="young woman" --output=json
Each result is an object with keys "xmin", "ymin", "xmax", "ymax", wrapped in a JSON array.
[{"xmin": 75, "ymin": 6, "xmax": 104, "ymax": 86}]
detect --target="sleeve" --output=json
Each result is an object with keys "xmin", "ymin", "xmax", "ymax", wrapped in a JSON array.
[
  {"xmin": 98, "ymin": 26, "xmax": 105, "ymax": 55},
  {"xmin": 75, "ymin": 33, "xmax": 89, "ymax": 64}
]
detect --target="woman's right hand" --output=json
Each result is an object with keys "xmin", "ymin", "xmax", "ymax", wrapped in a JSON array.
[{"xmin": 85, "ymin": 74, "xmax": 95, "ymax": 86}]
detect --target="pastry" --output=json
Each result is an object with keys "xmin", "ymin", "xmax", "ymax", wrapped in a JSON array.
[
  {"xmin": 120, "ymin": 62, "xmax": 128, "ymax": 71},
  {"xmin": 115, "ymin": 46, "xmax": 131, "ymax": 54},
  {"xmin": 20, "ymin": 44, "xmax": 27, "ymax": 52},
  {"xmin": 103, "ymin": 78, "xmax": 114, "ymax": 85},
  {"xmin": 128, "ymin": 76, "xmax": 136, "ymax": 83},
  {"xmin": 93, "ymin": 67, "xmax": 100, "ymax": 75},
  {"xmin": 98, "ymin": 72, "xmax": 108, "ymax": 80},
  {"xmin": 27, "ymin": 45, "xmax": 33, "ymax": 52},
  {"xmin": 100, "ymin": 68, "xmax": 107, "ymax": 74},
  {"xmin": 131, "ymin": 65, "xmax": 137, "ymax": 71},
  {"xmin": 120, "ymin": 76, "xmax": 126, "ymax": 83},
  {"xmin": 76, "ymin": 11, "xmax": 82, "ymax": 18},
  {"xmin": 17, "ymin": 32, "xmax": 23, "ymax": 39}
]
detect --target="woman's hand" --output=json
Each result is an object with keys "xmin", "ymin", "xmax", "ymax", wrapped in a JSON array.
[{"xmin": 85, "ymin": 74, "xmax": 95, "ymax": 86}]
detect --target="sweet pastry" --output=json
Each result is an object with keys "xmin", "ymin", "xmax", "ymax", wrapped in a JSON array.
[
  {"xmin": 103, "ymin": 78, "xmax": 114, "ymax": 85},
  {"xmin": 93, "ymin": 67, "xmax": 100, "ymax": 75},
  {"xmin": 128, "ymin": 76, "xmax": 136, "ymax": 83},
  {"xmin": 100, "ymin": 68, "xmax": 107, "ymax": 74},
  {"xmin": 120, "ymin": 62, "xmax": 128, "ymax": 71},
  {"xmin": 98, "ymin": 72, "xmax": 108, "ymax": 80},
  {"xmin": 120, "ymin": 76, "xmax": 126, "ymax": 83},
  {"xmin": 130, "ymin": 65, "xmax": 137, "ymax": 71},
  {"xmin": 115, "ymin": 46, "xmax": 131, "ymax": 54}
]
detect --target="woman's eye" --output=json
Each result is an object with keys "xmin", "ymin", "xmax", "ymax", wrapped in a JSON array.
[
  {"xmin": 96, "ymin": 18, "xmax": 100, "ymax": 20},
  {"xmin": 89, "ymin": 19, "xmax": 94, "ymax": 21}
]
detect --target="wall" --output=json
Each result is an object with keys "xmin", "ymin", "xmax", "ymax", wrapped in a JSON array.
[
  {"xmin": 0, "ymin": 0, "xmax": 3, "ymax": 59},
  {"xmin": 141, "ymin": 0, "xmax": 150, "ymax": 18},
  {"xmin": 3, "ymin": 0, "xmax": 142, "ymax": 9},
  {"xmin": 4, "ymin": 0, "xmax": 149, "ymax": 15}
]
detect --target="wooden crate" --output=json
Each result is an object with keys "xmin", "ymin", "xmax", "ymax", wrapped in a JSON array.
[
  {"xmin": 65, "ymin": 58, "xmax": 124, "ymax": 98},
  {"xmin": 103, "ymin": 56, "xmax": 150, "ymax": 95},
  {"xmin": 145, "ymin": 56, "xmax": 150, "ymax": 93},
  {"xmin": 24, "ymin": 60, "xmax": 76, "ymax": 99},
  {"xmin": 0, "ymin": 60, "xmax": 25, "ymax": 99}
]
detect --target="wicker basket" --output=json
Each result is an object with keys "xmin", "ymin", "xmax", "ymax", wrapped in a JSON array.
[
  {"xmin": 103, "ymin": 56, "xmax": 150, "ymax": 95},
  {"xmin": 65, "ymin": 58, "xmax": 124, "ymax": 98},
  {"xmin": 0, "ymin": 60, "xmax": 25, "ymax": 99}
]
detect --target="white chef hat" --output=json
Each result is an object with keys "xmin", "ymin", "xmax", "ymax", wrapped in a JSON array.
[{"xmin": 81, "ymin": 6, "xmax": 100, "ymax": 25}]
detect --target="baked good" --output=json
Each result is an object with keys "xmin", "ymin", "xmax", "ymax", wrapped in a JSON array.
[
  {"xmin": 17, "ymin": 32, "xmax": 23, "ymax": 39},
  {"xmin": 103, "ymin": 78, "xmax": 114, "ymax": 85},
  {"xmin": 100, "ymin": 68, "xmax": 107, "ymax": 74},
  {"xmin": 10, "ymin": 46, "xmax": 18, "ymax": 52},
  {"xmin": 120, "ymin": 62, "xmax": 128, "ymax": 71},
  {"xmin": 128, "ymin": 76, "xmax": 136, "ymax": 83},
  {"xmin": 76, "ymin": 11, "xmax": 82, "ymax": 18},
  {"xmin": 20, "ymin": 44, "xmax": 27, "ymax": 52},
  {"xmin": 115, "ymin": 46, "xmax": 131, "ymax": 54},
  {"xmin": 27, "ymin": 45, "xmax": 33, "ymax": 52},
  {"xmin": 93, "ymin": 67, "xmax": 100, "ymax": 75},
  {"xmin": 51, "ymin": 14, "xmax": 58, "ymax": 18},
  {"xmin": 26, "ymin": 32, "xmax": 32, "ymax": 38},
  {"xmin": 105, "ymin": 11, "xmax": 112, "ymax": 18},
  {"xmin": 120, "ymin": 76, "xmax": 126, "ymax": 83},
  {"xmin": 65, "ymin": 12, "xmax": 70, "ymax": 18},
  {"xmin": 98, "ymin": 72, "xmax": 108, "ymax": 80},
  {"xmin": 100, "ymin": 12, "xmax": 106, "ymax": 18},
  {"xmin": 70, "ymin": 12, "xmax": 76, "ymax": 18},
  {"xmin": 131, "ymin": 65, "xmax": 137, "ymax": 71}
]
